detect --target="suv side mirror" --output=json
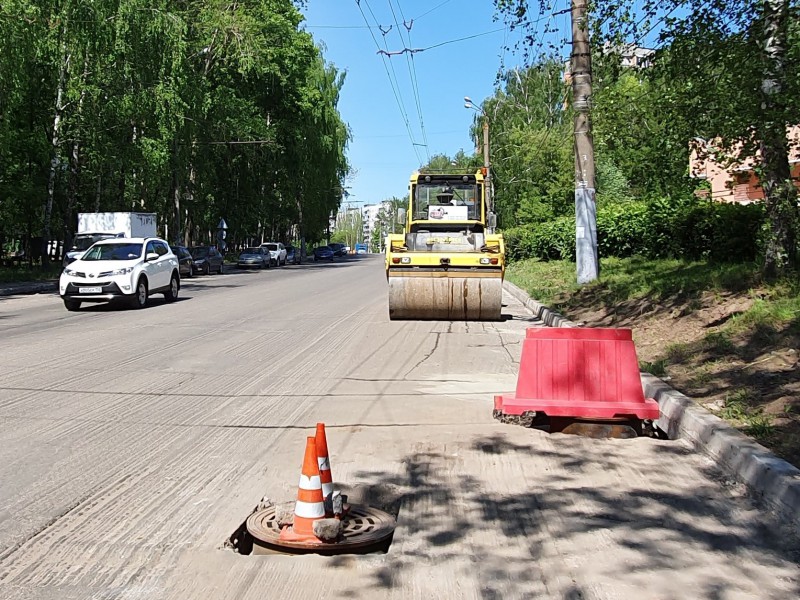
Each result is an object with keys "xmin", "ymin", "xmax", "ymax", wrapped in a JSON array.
[
  {"xmin": 397, "ymin": 208, "xmax": 406, "ymax": 224},
  {"xmin": 146, "ymin": 252, "xmax": 159, "ymax": 262}
]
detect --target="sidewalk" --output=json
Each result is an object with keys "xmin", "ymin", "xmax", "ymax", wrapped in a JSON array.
[{"xmin": 504, "ymin": 279, "xmax": 800, "ymax": 530}]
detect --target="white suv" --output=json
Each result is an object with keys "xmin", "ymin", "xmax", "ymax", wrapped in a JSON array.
[
  {"xmin": 261, "ymin": 242, "xmax": 287, "ymax": 267},
  {"xmin": 59, "ymin": 237, "xmax": 180, "ymax": 311}
]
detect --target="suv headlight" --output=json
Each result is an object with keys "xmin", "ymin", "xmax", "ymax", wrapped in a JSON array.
[
  {"xmin": 63, "ymin": 268, "xmax": 75, "ymax": 276},
  {"xmin": 112, "ymin": 266, "xmax": 135, "ymax": 276}
]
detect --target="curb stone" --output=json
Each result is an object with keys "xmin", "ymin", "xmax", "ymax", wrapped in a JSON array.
[
  {"xmin": 0, "ymin": 280, "xmax": 58, "ymax": 297},
  {"xmin": 503, "ymin": 280, "xmax": 576, "ymax": 328},
  {"xmin": 502, "ymin": 279, "xmax": 800, "ymax": 529}
]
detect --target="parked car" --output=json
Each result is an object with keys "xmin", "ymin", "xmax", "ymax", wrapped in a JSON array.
[
  {"xmin": 189, "ymin": 246, "xmax": 224, "ymax": 275},
  {"xmin": 285, "ymin": 245, "xmax": 301, "ymax": 265},
  {"xmin": 355, "ymin": 243, "xmax": 368, "ymax": 254},
  {"xmin": 170, "ymin": 245, "xmax": 194, "ymax": 278},
  {"xmin": 261, "ymin": 242, "xmax": 287, "ymax": 266},
  {"xmin": 328, "ymin": 242, "xmax": 347, "ymax": 257},
  {"xmin": 59, "ymin": 237, "xmax": 180, "ymax": 311},
  {"xmin": 313, "ymin": 246, "xmax": 334, "ymax": 262},
  {"xmin": 238, "ymin": 247, "xmax": 269, "ymax": 269}
]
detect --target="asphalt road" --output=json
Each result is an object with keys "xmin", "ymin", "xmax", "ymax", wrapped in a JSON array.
[{"xmin": 0, "ymin": 256, "xmax": 798, "ymax": 599}]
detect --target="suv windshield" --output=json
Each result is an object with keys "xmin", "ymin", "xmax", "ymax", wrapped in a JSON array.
[
  {"xmin": 189, "ymin": 247, "xmax": 208, "ymax": 258},
  {"xmin": 82, "ymin": 243, "xmax": 142, "ymax": 261},
  {"xmin": 264, "ymin": 244, "xmax": 278, "ymax": 251}
]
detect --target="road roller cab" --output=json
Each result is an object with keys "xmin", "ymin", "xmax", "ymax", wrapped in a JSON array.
[{"xmin": 385, "ymin": 170, "xmax": 505, "ymax": 320}]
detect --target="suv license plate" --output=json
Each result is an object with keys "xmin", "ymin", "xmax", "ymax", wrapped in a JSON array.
[{"xmin": 80, "ymin": 287, "xmax": 102, "ymax": 294}]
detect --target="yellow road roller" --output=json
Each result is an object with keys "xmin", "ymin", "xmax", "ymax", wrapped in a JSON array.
[{"xmin": 385, "ymin": 170, "xmax": 505, "ymax": 320}]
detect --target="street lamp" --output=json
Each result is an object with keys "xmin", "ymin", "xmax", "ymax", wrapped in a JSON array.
[{"xmin": 464, "ymin": 97, "xmax": 494, "ymax": 232}]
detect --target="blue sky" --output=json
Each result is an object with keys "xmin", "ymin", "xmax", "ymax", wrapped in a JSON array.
[
  {"xmin": 299, "ymin": 2, "xmax": 669, "ymax": 209},
  {"xmin": 300, "ymin": 1, "xmax": 573, "ymax": 207}
]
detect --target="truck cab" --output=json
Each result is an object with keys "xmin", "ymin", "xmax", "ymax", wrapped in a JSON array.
[{"xmin": 63, "ymin": 233, "xmax": 122, "ymax": 267}]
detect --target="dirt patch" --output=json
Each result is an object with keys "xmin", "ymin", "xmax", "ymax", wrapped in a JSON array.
[{"xmin": 561, "ymin": 289, "xmax": 800, "ymax": 469}]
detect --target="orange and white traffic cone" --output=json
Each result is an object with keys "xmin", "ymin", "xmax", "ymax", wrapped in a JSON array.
[
  {"xmin": 279, "ymin": 436, "xmax": 325, "ymax": 543},
  {"xmin": 316, "ymin": 423, "xmax": 334, "ymax": 513}
]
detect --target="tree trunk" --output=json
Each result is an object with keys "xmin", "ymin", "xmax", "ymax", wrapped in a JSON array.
[
  {"xmin": 759, "ymin": 0, "xmax": 797, "ymax": 278},
  {"xmin": 170, "ymin": 140, "xmax": 182, "ymax": 245},
  {"xmin": 43, "ymin": 35, "xmax": 70, "ymax": 269},
  {"xmin": 65, "ymin": 52, "xmax": 90, "ymax": 257}
]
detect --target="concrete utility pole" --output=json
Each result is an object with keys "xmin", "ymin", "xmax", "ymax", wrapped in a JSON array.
[
  {"xmin": 464, "ymin": 97, "xmax": 494, "ymax": 232},
  {"xmin": 571, "ymin": 0, "xmax": 599, "ymax": 283},
  {"xmin": 482, "ymin": 118, "xmax": 494, "ymax": 229}
]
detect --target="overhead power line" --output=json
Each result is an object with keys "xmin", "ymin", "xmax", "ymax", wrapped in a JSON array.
[
  {"xmin": 378, "ymin": 27, "xmax": 505, "ymax": 56},
  {"xmin": 388, "ymin": 0, "xmax": 430, "ymax": 163},
  {"xmin": 354, "ymin": 0, "xmax": 425, "ymax": 164}
]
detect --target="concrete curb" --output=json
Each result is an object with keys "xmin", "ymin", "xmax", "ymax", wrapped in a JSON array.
[
  {"xmin": 503, "ymin": 279, "xmax": 800, "ymax": 529},
  {"xmin": 503, "ymin": 280, "xmax": 576, "ymax": 328},
  {"xmin": 0, "ymin": 281, "xmax": 58, "ymax": 297}
]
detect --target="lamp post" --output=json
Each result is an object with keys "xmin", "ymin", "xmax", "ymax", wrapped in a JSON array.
[{"xmin": 464, "ymin": 97, "xmax": 494, "ymax": 232}]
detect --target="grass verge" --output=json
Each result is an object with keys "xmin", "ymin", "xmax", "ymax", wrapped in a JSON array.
[{"xmin": 0, "ymin": 264, "xmax": 61, "ymax": 284}]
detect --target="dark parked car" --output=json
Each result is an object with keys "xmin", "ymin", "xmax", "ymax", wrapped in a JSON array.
[
  {"xmin": 170, "ymin": 245, "xmax": 194, "ymax": 278},
  {"xmin": 328, "ymin": 242, "xmax": 347, "ymax": 257},
  {"xmin": 313, "ymin": 246, "xmax": 334, "ymax": 262},
  {"xmin": 285, "ymin": 245, "xmax": 301, "ymax": 265},
  {"xmin": 238, "ymin": 247, "xmax": 269, "ymax": 269},
  {"xmin": 189, "ymin": 246, "xmax": 224, "ymax": 275}
]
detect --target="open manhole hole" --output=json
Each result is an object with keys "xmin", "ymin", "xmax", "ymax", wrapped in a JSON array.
[{"xmin": 227, "ymin": 486, "xmax": 402, "ymax": 556}]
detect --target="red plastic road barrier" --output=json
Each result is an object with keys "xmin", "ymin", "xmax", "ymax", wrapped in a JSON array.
[{"xmin": 494, "ymin": 327, "xmax": 660, "ymax": 420}]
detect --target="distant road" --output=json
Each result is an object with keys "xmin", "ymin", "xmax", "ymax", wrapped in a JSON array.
[{"xmin": 0, "ymin": 256, "xmax": 797, "ymax": 599}]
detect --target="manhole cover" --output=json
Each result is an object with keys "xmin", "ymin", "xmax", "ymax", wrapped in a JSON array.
[{"xmin": 246, "ymin": 504, "xmax": 396, "ymax": 555}]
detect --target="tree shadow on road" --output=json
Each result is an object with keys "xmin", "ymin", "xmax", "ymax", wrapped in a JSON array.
[{"xmin": 334, "ymin": 432, "xmax": 800, "ymax": 599}]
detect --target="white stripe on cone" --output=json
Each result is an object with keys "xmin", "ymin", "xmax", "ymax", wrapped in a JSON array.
[
  {"xmin": 298, "ymin": 474, "xmax": 321, "ymax": 489},
  {"xmin": 321, "ymin": 481, "xmax": 334, "ymax": 497},
  {"xmin": 318, "ymin": 457, "xmax": 330, "ymax": 471},
  {"xmin": 294, "ymin": 499, "xmax": 326, "ymax": 519}
]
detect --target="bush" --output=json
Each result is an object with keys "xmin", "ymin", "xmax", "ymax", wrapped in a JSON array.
[{"xmin": 504, "ymin": 197, "xmax": 765, "ymax": 263}]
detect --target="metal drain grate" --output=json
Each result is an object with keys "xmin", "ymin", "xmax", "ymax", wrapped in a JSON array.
[{"xmin": 246, "ymin": 504, "xmax": 396, "ymax": 555}]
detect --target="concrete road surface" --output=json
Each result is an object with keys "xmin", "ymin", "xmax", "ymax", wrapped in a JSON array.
[{"xmin": 0, "ymin": 256, "xmax": 797, "ymax": 599}]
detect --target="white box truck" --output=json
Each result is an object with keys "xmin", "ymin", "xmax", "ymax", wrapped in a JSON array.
[{"xmin": 64, "ymin": 212, "xmax": 157, "ymax": 266}]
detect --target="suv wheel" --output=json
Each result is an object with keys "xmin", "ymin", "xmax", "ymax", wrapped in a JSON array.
[
  {"xmin": 164, "ymin": 274, "xmax": 179, "ymax": 302},
  {"xmin": 130, "ymin": 278, "xmax": 148, "ymax": 309},
  {"xmin": 64, "ymin": 299, "xmax": 81, "ymax": 311}
]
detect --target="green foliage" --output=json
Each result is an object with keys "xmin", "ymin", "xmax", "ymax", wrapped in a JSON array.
[
  {"xmin": 369, "ymin": 196, "xmax": 406, "ymax": 253},
  {"xmin": 420, "ymin": 151, "xmax": 481, "ymax": 174},
  {"xmin": 505, "ymin": 257, "xmax": 580, "ymax": 306},
  {"xmin": 505, "ymin": 197, "xmax": 765, "ymax": 263},
  {"xmin": 474, "ymin": 61, "xmax": 573, "ymax": 228},
  {"xmin": 595, "ymin": 156, "xmax": 634, "ymax": 204},
  {"xmin": 332, "ymin": 206, "xmax": 362, "ymax": 249},
  {"xmin": 721, "ymin": 389, "xmax": 774, "ymax": 439},
  {"xmin": 506, "ymin": 255, "xmax": 761, "ymax": 308},
  {"xmin": 0, "ymin": 0, "xmax": 349, "ymax": 256},
  {"xmin": 495, "ymin": 1, "xmax": 800, "ymax": 277}
]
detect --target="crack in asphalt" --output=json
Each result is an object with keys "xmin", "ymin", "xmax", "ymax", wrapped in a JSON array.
[{"xmin": 403, "ymin": 332, "xmax": 442, "ymax": 379}]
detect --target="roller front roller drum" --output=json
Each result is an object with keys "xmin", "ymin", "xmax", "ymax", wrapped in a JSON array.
[{"xmin": 388, "ymin": 274, "xmax": 502, "ymax": 321}]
